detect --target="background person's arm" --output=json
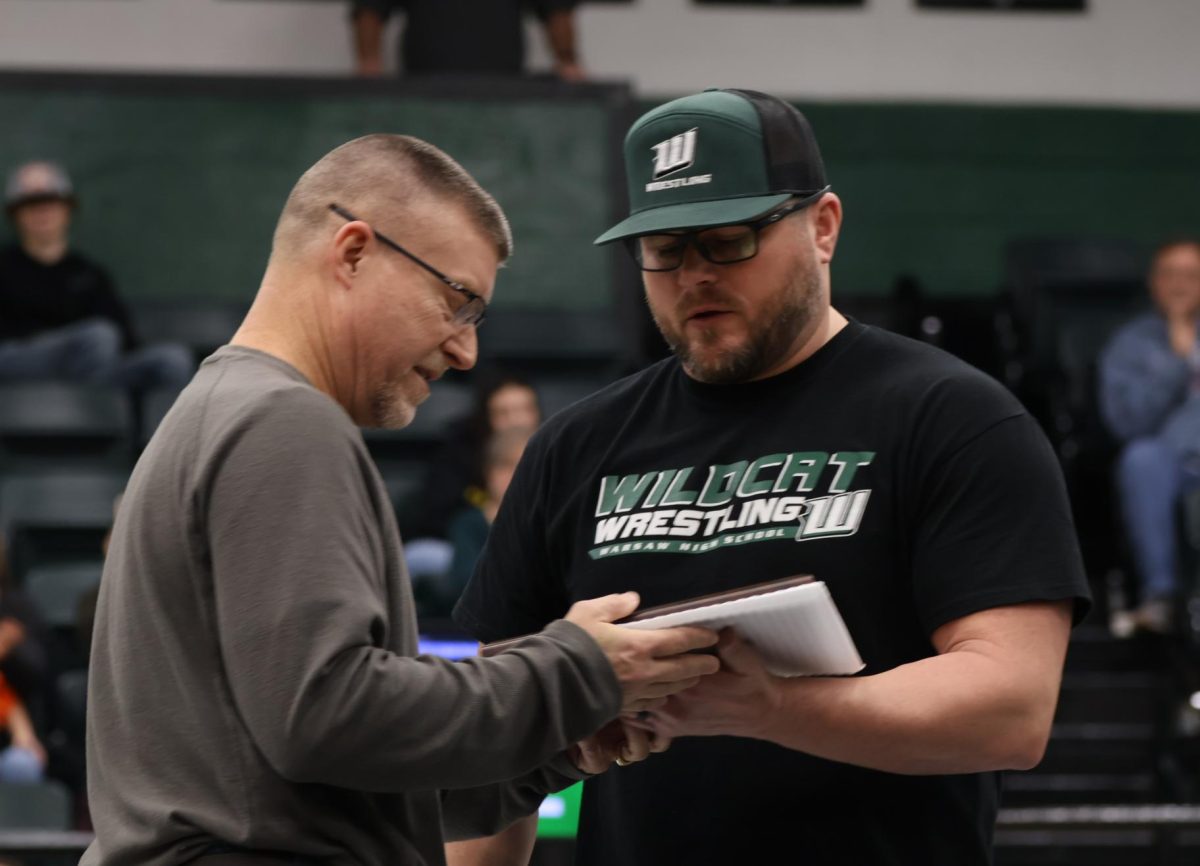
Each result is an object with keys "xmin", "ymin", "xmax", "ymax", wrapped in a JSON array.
[
  {"xmin": 1098, "ymin": 322, "xmax": 1190, "ymax": 441},
  {"xmin": 350, "ymin": 2, "xmax": 391, "ymax": 76},
  {"xmin": 532, "ymin": 0, "xmax": 583, "ymax": 81},
  {"xmin": 541, "ymin": 9, "xmax": 583, "ymax": 81},
  {"xmin": 6, "ymin": 700, "xmax": 46, "ymax": 768}
]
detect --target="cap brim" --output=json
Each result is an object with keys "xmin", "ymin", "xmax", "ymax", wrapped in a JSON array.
[
  {"xmin": 5, "ymin": 193, "xmax": 74, "ymax": 211},
  {"xmin": 594, "ymin": 193, "xmax": 791, "ymax": 245}
]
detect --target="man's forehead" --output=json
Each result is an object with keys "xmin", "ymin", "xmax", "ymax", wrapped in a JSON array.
[
  {"xmin": 418, "ymin": 210, "xmax": 500, "ymax": 298},
  {"xmin": 1155, "ymin": 244, "xmax": 1200, "ymax": 267}
]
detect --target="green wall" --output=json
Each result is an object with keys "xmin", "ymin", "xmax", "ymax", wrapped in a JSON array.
[
  {"xmin": 0, "ymin": 75, "xmax": 622, "ymax": 310},
  {"xmin": 792, "ymin": 102, "xmax": 1200, "ymax": 296},
  {"xmin": 4, "ymin": 72, "xmax": 1198, "ymax": 308}
]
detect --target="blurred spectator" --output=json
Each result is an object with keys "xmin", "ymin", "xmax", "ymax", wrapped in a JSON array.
[
  {"xmin": 0, "ymin": 670, "xmax": 46, "ymax": 784},
  {"xmin": 0, "ymin": 161, "xmax": 194, "ymax": 391},
  {"xmin": 437, "ymin": 426, "xmax": 534, "ymax": 613},
  {"xmin": 0, "ymin": 536, "xmax": 49, "ymax": 723},
  {"xmin": 350, "ymin": 0, "xmax": 584, "ymax": 81},
  {"xmin": 1099, "ymin": 239, "xmax": 1200, "ymax": 634},
  {"xmin": 411, "ymin": 371, "xmax": 540, "ymax": 539}
]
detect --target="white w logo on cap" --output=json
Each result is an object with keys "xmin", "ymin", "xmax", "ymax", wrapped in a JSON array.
[{"xmin": 650, "ymin": 128, "xmax": 698, "ymax": 180}]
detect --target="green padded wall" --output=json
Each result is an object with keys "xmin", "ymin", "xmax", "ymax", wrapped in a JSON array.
[
  {"xmin": 0, "ymin": 75, "xmax": 624, "ymax": 310},
  {"xmin": 795, "ymin": 102, "xmax": 1200, "ymax": 297},
  {"xmin": 5, "ymin": 74, "xmax": 1199, "ymax": 306}
]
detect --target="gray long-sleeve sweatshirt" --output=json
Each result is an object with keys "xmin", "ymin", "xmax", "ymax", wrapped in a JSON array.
[{"xmin": 82, "ymin": 346, "xmax": 620, "ymax": 866}]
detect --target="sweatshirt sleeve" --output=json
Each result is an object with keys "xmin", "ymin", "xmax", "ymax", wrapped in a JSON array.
[
  {"xmin": 203, "ymin": 389, "xmax": 621, "ymax": 793},
  {"xmin": 1098, "ymin": 319, "xmax": 1190, "ymax": 442},
  {"xmin": 439, "ymin": 751, "xmax": 589, "ymax": 841}
]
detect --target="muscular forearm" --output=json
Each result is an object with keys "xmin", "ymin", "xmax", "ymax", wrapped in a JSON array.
[
  {"xmin": 650, "ymin": 602, "xmax": 1073, "ymax": 776},
  {"xmin": 761, "ymin": 648, "xmax": 1058, "ymax": 775}
]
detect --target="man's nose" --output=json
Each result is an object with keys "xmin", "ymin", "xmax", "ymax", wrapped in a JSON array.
[
  {"xmin": 443, "ymin": 324, "xmax": 478, "ymax": 371},
  {"xmin": 675, "ymin": 242, "xmax": 720, "ymax": 290}
]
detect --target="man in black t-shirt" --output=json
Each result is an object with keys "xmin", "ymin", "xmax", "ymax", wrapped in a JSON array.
[
  {"xmin": 350, "ymin": 0, "xmax": 583, "ymax": 81},
  {"xmin": 453, "ymin": 90, "xmax": 1091, "ymax": 866},
  {"xmin": 0, "ymin": 161, "xmax": 194, "ymax": 391}
]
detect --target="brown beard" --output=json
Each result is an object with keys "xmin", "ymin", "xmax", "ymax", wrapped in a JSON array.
[{"xmin": 650, "ymin": 256, "xmax": 824, "ymax": 385}]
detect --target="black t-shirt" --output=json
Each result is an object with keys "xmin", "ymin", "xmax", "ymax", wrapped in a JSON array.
[
  {"xmin": 0, "ymin": 244, "xmax": 137, "ymax": 350},
  {"xmin": 455, "ymin": 321, "xmax": 1091, "ymax": 866},
  {"xmin": 353, "ymin": 0, "xmax": 576, "ymax": 76}
]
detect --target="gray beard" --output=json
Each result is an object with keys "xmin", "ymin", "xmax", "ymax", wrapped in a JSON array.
[
  {"xmin": 653, "ymin": 261, "xmax": 824, "ymax": 385},
  {"xmin": 368, "ymin": 385, "xmax": 413, "ymax": 430}
]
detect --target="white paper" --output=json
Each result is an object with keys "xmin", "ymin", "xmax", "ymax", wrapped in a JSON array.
[{"xmin": 619, "ymin": 581, "xmax": 864, "ymax": 677}]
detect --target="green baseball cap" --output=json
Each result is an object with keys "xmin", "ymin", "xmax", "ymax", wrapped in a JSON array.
[{"xmin": 595, "ymin": 88, "xmax": 829, "ymax": 245}]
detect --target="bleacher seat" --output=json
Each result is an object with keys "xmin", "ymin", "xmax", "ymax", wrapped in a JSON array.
[
  {"xmin": 0, "ymin": 471, "xmax": 125, "ymax": 582},
  {"xmin": 54, "ymin": 669, "xmax": 88, "ymax": 748},
  {"xmin": 375, "ymin": 459, "xmax": 430, "ymax": 539},
  {"xmin": 363, "ymin": 381, "xmax": 472, "ymax": 462},
  {"xmin": 0, "ymin": 780, "xmax": 72, "ymax": 830},
  {"xmin": 531, "ymin": 376, "xmax": 613, "ymax": 420},
  {"xmin": 477, "ymin": 309, "xmax": 623, "ymax": 376},
  {"xmin": 130, "ymin": 301, "xmax": 246, "ymax": 360},
  {"xmin": 997, "ymin": 237, "xmax": 1145, "ymax": 398},
  {"xmin": 0, "ymin": 383, "xmax": 132, "ymax": 471},
  {"xmin": 24, "ymin": 563, "xmax": 103, "ymax": 628}
]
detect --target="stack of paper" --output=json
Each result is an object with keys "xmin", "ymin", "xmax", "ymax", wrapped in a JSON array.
[
  {"xmin": 481, "ymin": 575, "xmax": 864, "ymax": 677},
  {"xmin": 619, "ymin": 577, "xmax": 863, "ymax": 677}
]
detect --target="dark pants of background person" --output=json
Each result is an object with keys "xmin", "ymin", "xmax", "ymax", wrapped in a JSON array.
[
  {"xmin": 1117, "ymin": 436, "xmax": 1200, "ymax": 602},
  {"xmin": 0, "ymin": 318, "xmax": 194, "ymax": 391}
]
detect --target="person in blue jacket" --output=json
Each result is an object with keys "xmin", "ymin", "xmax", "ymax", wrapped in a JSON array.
[{"xmin": 1099, "ymin": 238, "xmax": 1200, "ymax": 634}]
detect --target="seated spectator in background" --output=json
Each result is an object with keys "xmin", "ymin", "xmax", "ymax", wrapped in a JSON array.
[
  {"xmin": 0, "ymin": 161, "xmax": 194, "ymax": 392},
  {"xmin": 0, "ymin": 537, "xmax": 49, "ymax": 726},
  {"xmin": 1100, "ymin": 238, "xmax": 1200, "ymax": 634},
  {"xmin": 436, "ymin": 426, "xmax": 534, "ymax": 614},
  {"xmin": 351, "ymin": 0, "xmax": 583, "ymax": 81},
  {"xmin": 411, "ymin": 372, "xmax": 541, "ymax": 540},
  {"xmin": 0, "ymin": 670, "xmax": 45, "ymax": 784}
]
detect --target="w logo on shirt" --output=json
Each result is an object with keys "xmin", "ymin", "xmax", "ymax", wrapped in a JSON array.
[{"xmin": 650, "ymin": 128, "xmax": 698, "ymax": 179}]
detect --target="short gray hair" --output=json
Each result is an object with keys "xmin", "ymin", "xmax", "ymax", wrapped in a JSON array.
[{"xmin": 273, "ymin": 134, "xmax": 512, "ymax": 260}]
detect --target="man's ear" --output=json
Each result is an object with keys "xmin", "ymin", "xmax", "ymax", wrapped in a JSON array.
[
  {"xmin": 332, "ymin": 221, "xmax": 371, "ymax": 288},
  {"xmin": 811, "ymin": 193, "xmax": 843, "ymax": 266}
]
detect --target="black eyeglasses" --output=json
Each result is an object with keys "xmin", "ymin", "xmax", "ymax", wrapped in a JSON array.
[
  {"xmin": 329, "ymin": 203, "xmax": 488, "ymax": 328},
  {"xmin": 625, "ymin": 188, "xmax": 829, "ymax": 273}
]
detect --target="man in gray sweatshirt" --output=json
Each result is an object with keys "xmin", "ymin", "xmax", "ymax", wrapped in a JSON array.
[
  {"xmin": 82, "ymin": 134, "xmax": 719, "ymax": 866},
  {"xmin": 1100, "ymin": 238, "xmax": 1200, "ymax": 634}
]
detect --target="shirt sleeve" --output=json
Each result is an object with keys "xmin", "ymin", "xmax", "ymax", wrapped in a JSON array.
[
  {"xmin": 440, "ymin": 751, "xmax": 588, "ymax": 841},
  {"xmin": 205, "ymin": 393, "xmax": 618, "ymax": 792},
  {"xmin": 909, "ymin": 411, "xmax": 1091, "ymax": 635},
  {"xmin": 454, "ymin": 429, "xmax": 570, "ymax": 642}
]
